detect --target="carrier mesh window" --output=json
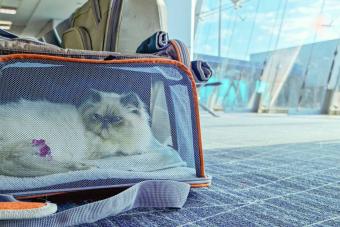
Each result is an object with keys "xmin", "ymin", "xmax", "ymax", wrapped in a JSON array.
[{"xmin": 0, "ymin": 58, "xmax": 202, "ymax": 194}]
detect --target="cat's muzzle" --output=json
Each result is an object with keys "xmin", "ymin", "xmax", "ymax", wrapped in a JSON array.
[{"xmin": 99, "ymin": 115, "xmax": 122, "ymax": 130}]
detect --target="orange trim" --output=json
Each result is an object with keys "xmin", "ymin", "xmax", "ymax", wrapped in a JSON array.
[
  {"xmin": 169, "ymin": 40, "xmax": 183, "ymax": 63},
  {"xmin": 184, "ymin": 44, "xmax": 191, "ymax": 63},
  {"xmin": 170, "ymin": 40, "xmax": 191, "ymax": 66},
  {"xmin": 190, "ymin": 183, "xmax": 210, "ymax": 188},
  {"xmin": 16, "ymin": 192, "xmax": 65, "ymax": 200},
  {"xmin": 0, "ymin": 202, "xmax": 46, "ymax": 210},
  {"xmin": 0, "ymin": 54, "xmax": 205, "ymax": 177},
  {"xmin": 0, "ymin": 54, "xmax": 179, "ymax": 65}
]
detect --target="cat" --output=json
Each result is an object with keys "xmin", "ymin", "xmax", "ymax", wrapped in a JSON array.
[
  {"xmin": 80, "ymin": 90, "xmax": 152, "ymax": 159},
  {"xmin": 0, "ymin": 90, "xmax": 153, "ymax": 177}
]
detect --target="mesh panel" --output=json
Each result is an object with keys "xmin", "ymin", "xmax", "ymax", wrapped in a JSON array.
[{"xmin": 0, "ymin": 58, "xmax": 204, "ymax": 194}]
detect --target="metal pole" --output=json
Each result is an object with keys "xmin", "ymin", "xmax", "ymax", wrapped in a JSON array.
[{"xmin": 218, "ymin": 0, "xmax": 222, "ymax": 57}]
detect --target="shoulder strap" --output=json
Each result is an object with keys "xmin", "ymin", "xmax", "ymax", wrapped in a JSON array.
[{"xmin": 1, "ymin": 180, "xmax": 190, "ymax": 227}]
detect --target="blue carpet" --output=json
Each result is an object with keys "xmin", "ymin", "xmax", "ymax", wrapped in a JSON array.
[{"xmin": 61, "ymin": 141, "xmax": 340, "ymax": 226}]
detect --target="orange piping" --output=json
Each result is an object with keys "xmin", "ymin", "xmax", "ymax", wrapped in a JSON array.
[
  {"xmin": 16, "ymin": 192, "xmax": 66, "ymax": 200},
  {"xmin": 190, "ymin": 183, "xmax": 210, "ymax": 188},
  {"xmin": 169, "ymin": 40, "xmax": 183, "ymax": 63},
  {"xmin": 0, "ymin": 202, "xmax": 47, "ymax": 210}
]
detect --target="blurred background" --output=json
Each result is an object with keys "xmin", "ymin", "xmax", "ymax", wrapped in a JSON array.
[
  {"xmin": 2, "ymin": 0, "xmax": 340, "ymax": 117},
  {"xmin": 195, "ymin": 0, "xmax": 340, "ymax": 115}
]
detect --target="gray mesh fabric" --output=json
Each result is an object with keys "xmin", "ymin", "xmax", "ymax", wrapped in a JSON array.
[{"xmin": 0, "ymin": 57, "xmax": 207, "ymax": 195}]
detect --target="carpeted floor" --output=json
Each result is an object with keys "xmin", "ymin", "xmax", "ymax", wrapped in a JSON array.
[{"xmin": 65, "ymin": 114, "xmax": 340, "ymax": 226}]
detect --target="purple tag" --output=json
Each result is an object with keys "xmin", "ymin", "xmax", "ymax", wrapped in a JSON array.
[
  {"xmin": 32, "ymin": 139, "xmax": 52, "ymax": 160},
  {"xmin": 32, "ymin": 139, "xmax": 45, "ymax": 146},
  {"xmin": 39, "ymin": 145, "xmax": 51, "ymax": 157}
]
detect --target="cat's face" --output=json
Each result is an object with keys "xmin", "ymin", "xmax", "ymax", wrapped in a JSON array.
[{"xmin": 79, "ymin": 90, "xmax": 149, "ymax": 140}]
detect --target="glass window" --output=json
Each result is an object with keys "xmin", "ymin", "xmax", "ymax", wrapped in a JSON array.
[{"xmin": 194, "ymin": 0, "xmax": 340, "ymax": 114}]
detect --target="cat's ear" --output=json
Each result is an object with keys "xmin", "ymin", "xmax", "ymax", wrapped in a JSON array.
[
  {"xmin": 120, "ymin": 92, "xmax": 142, "ymax": 111},
  {"xmin": 88, "ymin": 89, "xmax": 102, "ymax": 103}
]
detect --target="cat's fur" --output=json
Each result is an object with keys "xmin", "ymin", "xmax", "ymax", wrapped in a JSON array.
[{"xmin": 0, "ymin": 91, "xmax": 152, "ymax": 177}]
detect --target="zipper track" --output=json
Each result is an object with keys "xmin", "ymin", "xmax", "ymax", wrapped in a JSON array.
[
  {"xmin": 77, "ymin": 27, "xmax": 92, "ymax": 50},
  {"xmin": 103, "ymin": 0, "xmax": 122, "ymax": 51},
  {"xmin": 91, "ymin": 0, "xmax": 102, "ymax": 25},
  {"xmin": 0, "ymin": 48, "xmax": 165, "ymax": 60}
]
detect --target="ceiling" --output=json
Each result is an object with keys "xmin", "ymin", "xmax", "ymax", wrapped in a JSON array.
[{"xmin": 0, "ymin": 0, "xmax": 87, "ymax": 37}]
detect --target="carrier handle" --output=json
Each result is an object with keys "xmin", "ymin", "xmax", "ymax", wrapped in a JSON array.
[{"xmin": 1, "ymin": 180, "xmax": 190, "ymax": 227}]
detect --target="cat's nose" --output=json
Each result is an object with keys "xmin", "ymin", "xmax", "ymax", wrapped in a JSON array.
[
  {"xmin": 101, "ymin": 116, "xmax": 122, "ymax": 129},
  {"xmin": 101, "ymin": 121, "xmax": 109, "ymax": 129}
]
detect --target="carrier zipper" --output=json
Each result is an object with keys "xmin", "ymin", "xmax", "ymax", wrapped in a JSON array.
[
  {"xmin": 76, "ymin": 27, "xmax": 92, "ymax": 50},
  {"xmin": 0, "ymin": 47, "xmax": 166, "ymax": 60},
  {"xmin": 103, "ymin": 0, "xmax": 122, "ymax": 51},
  {"xmin": 90, "ymin": 0, "xmax": 102, "ymax": 25}
]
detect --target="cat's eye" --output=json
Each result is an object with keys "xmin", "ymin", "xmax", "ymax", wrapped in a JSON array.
[{"xmin": 131, "ymin": 109, "xmax": 139, "ymax": 115}]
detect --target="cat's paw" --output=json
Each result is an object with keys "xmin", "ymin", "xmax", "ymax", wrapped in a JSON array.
[{"xmin": 120, "ymin": 149, "xmax": 145, "ymax": 156}]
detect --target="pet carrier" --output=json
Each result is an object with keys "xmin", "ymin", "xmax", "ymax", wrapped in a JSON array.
[{"xmin": 0, "ymin": 30, "xmax": 212, "ymax": 225}]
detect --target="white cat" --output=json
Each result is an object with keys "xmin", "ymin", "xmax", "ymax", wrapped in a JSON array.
[{"xmin": 0, "ymin": 91, "xmax": 152, "ymax": 177}]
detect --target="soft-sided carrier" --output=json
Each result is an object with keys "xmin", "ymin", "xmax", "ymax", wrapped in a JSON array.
[
  {"xmin": 54, "ymin": 0, "xmax": 167, "ymax": 53},
  {"xmin": 0, "ymin": 30, "xmax": 211, "ymax": 225}
]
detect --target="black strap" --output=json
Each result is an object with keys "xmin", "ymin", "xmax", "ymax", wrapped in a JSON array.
[{"xmin": 0, "ymin": 29, "xmax": 18, "ymax": 39}]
